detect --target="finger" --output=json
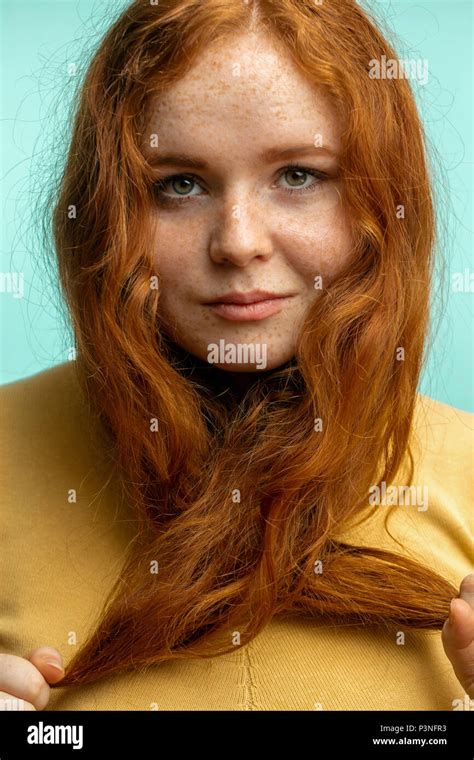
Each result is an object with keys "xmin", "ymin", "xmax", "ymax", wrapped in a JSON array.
[
  {"xmin": 459, "ymin": 573, "xmax": 474, "ymax": 607},
  {"xmin": 0, "ymin": 653, "xmax": 51, "ymax": 710},
  {"xmin": 442, "ymin": 589, "xmax": 474, "ymax": 698},
  {"xmin": 443, "ymin": 598, "xmax": 474, "ymax": 649},
  {"xmin": 0, "ymin": 690, "xmax": 36, "ymax": 711},
  {"xmin": 25, "ymin": 647, "xmax": 65, "ymax": 685}
]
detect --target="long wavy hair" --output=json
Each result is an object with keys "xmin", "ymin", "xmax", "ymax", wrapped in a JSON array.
[{"xmin": 49, "ymin": 0, "xmax": 457, "ymax": 689}]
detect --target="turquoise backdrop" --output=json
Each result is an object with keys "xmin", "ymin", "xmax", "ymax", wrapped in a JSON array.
[{"xmin": 1, "ymin": 0, "xmax": 472, "ymax": 410}]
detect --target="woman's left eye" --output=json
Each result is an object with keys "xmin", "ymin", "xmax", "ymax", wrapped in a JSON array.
[
  {"xmin": 277, "ymin": 166, "xmax": 326, "ymax": 194},
  {"xmin": 152, "ymin": 165, "xmax": 327, "ymax": 205}
]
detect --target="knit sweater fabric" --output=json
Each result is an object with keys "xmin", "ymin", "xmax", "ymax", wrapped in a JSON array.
[{"xmin": 1, "ymin": 362, "xmax": 472, "ymax": 710}]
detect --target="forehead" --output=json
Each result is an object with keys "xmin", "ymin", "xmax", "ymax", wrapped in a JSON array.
[{"xmin": 142, "ymin": 31, "xmax": 341, "ymax": 155}]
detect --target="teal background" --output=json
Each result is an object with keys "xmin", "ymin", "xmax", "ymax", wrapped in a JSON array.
[{"xmin": 1, "ymin": 0, "xmax": 472, "ymax": 410}]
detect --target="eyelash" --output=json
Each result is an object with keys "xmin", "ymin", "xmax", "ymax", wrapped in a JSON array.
[{"xmin": 152, "ymin": 165, "xmax": 328, "ymax": 206}]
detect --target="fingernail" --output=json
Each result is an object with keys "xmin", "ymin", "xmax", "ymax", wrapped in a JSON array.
[
  {"xmin": 45, "ymin": 660, "xmax": 64, "ymax": 672},
  {"xmin": 449, "ymin": 598, "xmax": 457, "ymax": 625}
]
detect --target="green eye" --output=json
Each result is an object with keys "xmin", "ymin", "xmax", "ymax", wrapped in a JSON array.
[
  {"xmin": 169, "ymin": 177, "xmax": 196, "ymax": 195},
  {"xmin": 278, "ymin": 166, "xmax": 327, "ymax": 194},
  {"xmin": 154, "ymin": 174, "xmax": 201, "ymax": 198},
  {"xmin": 283, "ymin": 169, "xmax": 309, "ymax": 186}
]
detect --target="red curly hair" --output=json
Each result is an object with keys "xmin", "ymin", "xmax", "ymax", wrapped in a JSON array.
[{"xmin": 50, "ymin": 0, "xmax": 455, "ymax": 689}]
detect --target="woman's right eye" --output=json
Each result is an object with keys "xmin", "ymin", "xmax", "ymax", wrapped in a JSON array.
[{"xmin": 153, "ymin": 174, "xmax": 203, "ymax": 205}]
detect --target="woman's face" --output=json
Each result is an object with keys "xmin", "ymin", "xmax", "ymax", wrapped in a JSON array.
[{"xmin": 142, "ymin": 31, "xmax": 354, "ymax": 372}]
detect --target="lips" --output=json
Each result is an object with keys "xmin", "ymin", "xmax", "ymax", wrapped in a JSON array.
[
  {"xmin": 205, "ymin": 290, "xmax": 291, "ymax": 305},
  {"xmin": 204, "ymin": 291, "xmax": 294, "ymax": 322}
]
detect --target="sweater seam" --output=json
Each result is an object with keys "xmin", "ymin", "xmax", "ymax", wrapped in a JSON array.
[{"xmin": 242, "ymin": 643, "xmax": 258, "ymax": 710}]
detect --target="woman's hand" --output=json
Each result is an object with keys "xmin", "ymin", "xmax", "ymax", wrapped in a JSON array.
[
  {"xmin": 0, "ymin": 646, "xmax": 64, "ymax": 710},
  {"xmin": 442, "ymin": 573, "xmax": 474, "ymax": 699}
]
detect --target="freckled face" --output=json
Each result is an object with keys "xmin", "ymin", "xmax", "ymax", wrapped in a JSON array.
[{"xmin": 142, "ymin": 31, "xmax": 354, "ymax": 372}]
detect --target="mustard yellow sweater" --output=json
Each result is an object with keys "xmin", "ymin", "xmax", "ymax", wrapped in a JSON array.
[{"xmin": 0, "ymin": 362, "xmax": 472, "ymax": 711}]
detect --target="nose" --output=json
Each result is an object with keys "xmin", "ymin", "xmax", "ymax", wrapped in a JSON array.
[{"xmin": 208, "ymin": 193, "xmax": 273, "ymax": 267}]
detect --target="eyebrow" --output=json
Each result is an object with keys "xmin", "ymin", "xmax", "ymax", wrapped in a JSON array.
[{"xmin": 144, "ymin": 144, "xmax": 338, "ymax": 169}]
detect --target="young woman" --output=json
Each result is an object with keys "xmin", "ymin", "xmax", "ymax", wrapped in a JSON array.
[{"xmin": 1, "ymin": 0, "xmax": 473, "ymax": 711}]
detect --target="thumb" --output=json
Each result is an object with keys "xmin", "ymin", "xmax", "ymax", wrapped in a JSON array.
[
  {"xmin": 25, "ymin": 646, "xmax": 65, "ymax": 685},
  {"xmin": 442, "ymin": 573, "xmax": 474, "ymax": 698}
]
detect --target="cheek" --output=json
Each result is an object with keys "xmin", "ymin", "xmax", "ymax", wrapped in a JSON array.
[
  {"xmin": 151, "ymin": 224, "xmax": 199, "ymax": 291},
  {"xmin": 283, "ymin": 205, "xmax": 354, "ymax": 284}
]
